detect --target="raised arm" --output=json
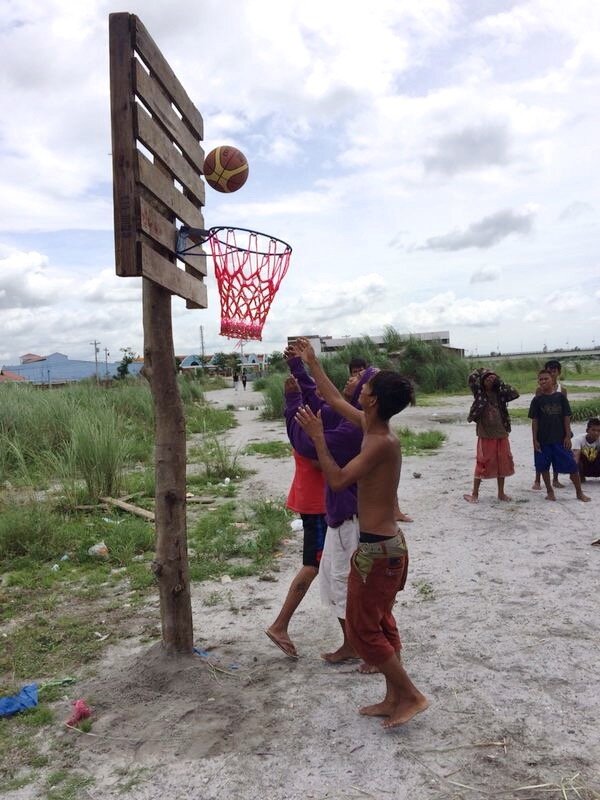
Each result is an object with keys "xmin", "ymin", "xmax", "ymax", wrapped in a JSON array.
[{"xmin": 293, "ymin": 338, "xmax": 363, "ymax": 428}]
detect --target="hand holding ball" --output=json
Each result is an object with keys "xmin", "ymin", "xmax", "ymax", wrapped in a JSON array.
[{"xmin": 203, "ymin": 146, "xmax": 249, "ymax": 193}]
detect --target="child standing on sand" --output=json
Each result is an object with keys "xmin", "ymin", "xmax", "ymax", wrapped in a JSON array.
[
  {"xmin": 528, "ymin": 369, "xmax": 590, "ymax": 503},
  {"xmin": 464, "ymin": 368, "xmax": 519, "ymax": 503},
  {"xmin": 532, "ymin": 359, "xmax": 569, "ymax": 490}
]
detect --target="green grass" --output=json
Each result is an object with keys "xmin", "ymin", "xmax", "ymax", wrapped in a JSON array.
[
  {"xmin": 189, "ymin": 434, "xmax": 246, "ymax": 481},
  {"xmin": 396, "ymin": 428, "xmax": 446, "ymax": 455},
  {"xmin": 186, "ymin": 405, "xmax": 236, "ymax": 434},
  {"xmin": 243, "ymin": 440, "xmax": 291, "ymax": 458},
  {"xmin": 511, "ymin": 397, "xmax": 600, "ymax": 424},
  {"xmin": 187, "ymin": 499, "xmax": 291, "ymax": 581}
]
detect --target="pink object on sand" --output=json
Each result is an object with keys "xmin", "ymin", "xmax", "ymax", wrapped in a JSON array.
[{"xmin": 66, "ymin": 699, "xmax": 92, "ymax": 726}]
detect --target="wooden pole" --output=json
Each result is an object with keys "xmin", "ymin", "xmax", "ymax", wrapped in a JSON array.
[{"xmin": 143, "ymin": 278, "xmax": 193, "ymax": 653}]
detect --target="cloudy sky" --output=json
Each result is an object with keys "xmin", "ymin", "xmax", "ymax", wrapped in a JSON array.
[{"xmin": 1, "ymin": 0, "xmax": 599, "ymax": 365}]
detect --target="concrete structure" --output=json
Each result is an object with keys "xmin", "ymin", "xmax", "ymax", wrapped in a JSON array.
[
  {"xmin": 1, "ymin": 352, "xmax": 144, "ymax": 386},
  {"xmin": 286, "ymin": 331, "xmax": 464, "ymax": 357}
]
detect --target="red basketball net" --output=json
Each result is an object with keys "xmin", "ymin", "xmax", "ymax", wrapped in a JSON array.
[{"xmin": 207, "ymin": 227, "xmax": 292, "ymax": 340}]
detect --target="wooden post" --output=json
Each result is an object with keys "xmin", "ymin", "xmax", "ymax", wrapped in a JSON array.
[{"xmin": 143, "ymin": 278, "xmax": 194, "ymax": 653}]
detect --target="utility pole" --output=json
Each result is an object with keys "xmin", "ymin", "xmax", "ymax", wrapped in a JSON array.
[
  {"xmin": 199, "ymin": 325, "xmax": 205, "ymax": 368},
  {"xmin": 90, "ymin": 340, "xmax": 100, "ymax": 384},
  {"xmin": 104, "ymin": 347, "xmax": 110, "ymax": 379}
]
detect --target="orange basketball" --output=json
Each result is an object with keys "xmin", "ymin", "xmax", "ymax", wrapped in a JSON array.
[{"xmin": 203, "ymin": 145, "xmax": 249, "ymax": 193}]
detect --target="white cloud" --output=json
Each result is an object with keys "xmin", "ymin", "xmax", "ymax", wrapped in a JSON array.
[{"xmin": 400, "ymin": 292, "xmax": 524, "ymax": 329}]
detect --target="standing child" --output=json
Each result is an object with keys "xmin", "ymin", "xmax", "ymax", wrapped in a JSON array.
[
  {"xmin": 572, "ymin": 418, "xmax": 600, "ymax": 482},
  {"xmin": 233, "ymin": 370, "xmax": 240, "ymax": 392},
  {"xmin": 528, "ymin": 369, "xmax": 590, "ymax": 502},
  {"xmin": 265, "ymin": 376, "xmax": 327, "ymax": 658},
  {"xmin": 294, "ymin": 338, "xmax": 428, "ymax": 729},
  {"xmin": 532, "ymin": 359, "xmax": 568, "ymax": 490},
  {"xmin": 241, "ymin": 369, "xmax": 247, "ymax": 390},
  {"xmin": 464, "ymin": 368, "xmax": 519, "ymax": 503}
]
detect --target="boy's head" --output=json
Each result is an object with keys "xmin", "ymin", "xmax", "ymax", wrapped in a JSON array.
[
  {"xmin": 481, "ymin": 370, "xmax": 499, "ymax": 391},
  {"xmin": 349, "ymin": 356, "xmax": 368, "ymax": 377},
  {"xmin": 586, "ymin": 418, "xmax": 600, "ymax": 441},
  {"xmin": 537, "ymin": 369, "xmax": 554, "ymax": 393},
  {"xmin": 544, "ymin": 359, "xmax": 562, "ymax": 379},
  {"xmin": 359, "ymin": 370, "xmax": 412, "ymax": 421}
]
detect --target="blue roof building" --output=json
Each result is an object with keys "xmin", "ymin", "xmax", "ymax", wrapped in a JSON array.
[{"xmin": 1, "ymin": 353, "xmax": 144, "ymax": 385}]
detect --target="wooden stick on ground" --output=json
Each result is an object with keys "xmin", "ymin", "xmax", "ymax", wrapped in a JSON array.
[{"xmin": 100, "ymin": 496, "xmax": 155, "ymax": 522}]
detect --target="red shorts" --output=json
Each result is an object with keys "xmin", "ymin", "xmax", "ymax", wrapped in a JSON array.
[
  {"xmin": 474, "ymin": 437, "xmax": 514, "ymax": 479},
  {"xmin": 345, "ymin": 534, "xmax": 409, "ymax": 667}
]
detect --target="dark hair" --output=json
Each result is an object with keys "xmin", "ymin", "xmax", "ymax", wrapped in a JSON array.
[
  {"xmin": 349, "ymin": 357, "xmax": 368, "ymax": 374},
  {"xmin": 538, "ymin": 369, "xmax": 552, "ymax": 377},
  {"xmin": 368, "ymin": 370, "xmax": 412, "ymax": 421},
  {"xmin": 544, "ymin": 359, "xmax": 561, "ymax": 371},
  {"xmin": 587, "ymin": 418, "xmax": 600, "ymax": 430}
]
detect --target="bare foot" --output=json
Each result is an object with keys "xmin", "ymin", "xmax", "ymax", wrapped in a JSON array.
[
  {"xmin": 545, "ymin": 492, "xmax": 557, "ymax": 501},
  {"xmin": 577, "ymin": 493, "xmax": 591, "ymax": 503},
  {"xmin": 382, "ymin": 695, "xmax": 430, "ymax": 729},
  {"xmin": 321, "ymin": 644, "xmax": 358, "ymax": 663},
  {"xmin": 396, "ymin": 512, "xmax": 413, "ymax": 523},
  {"xmin": 531, "ymin": 482, "xmax": 541, "ymax": 490},
  {"xmin": 359, "ymin": 700, "xmax": 394, "ymax": 717},
  {"xmin": 463, "ymin": 494, "xmax": 478, "ymax": 504},
  {"xmin": 265, "ymin": 628, "xmax": 298, "ymax": 658},
  {"xmin": 498, "ymin": 493, "xmax": 512, "ymax": 502},
  {"xmin": 358, "ymin": 662, "xmax": 379, "ymax": 674},
  {"xmin": 553, "ymin": 479, "xmax": 565, "ymax": 488}
]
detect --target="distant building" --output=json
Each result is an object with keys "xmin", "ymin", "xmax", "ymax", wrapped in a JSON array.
[
  {"xmin": 286, "ymin": 331, "xmax": 464, "ymax": 358},
  {"xmin": 1, "ymin": 352, "xmax": 144, "ymax": 386},
  {"xmin": 0, "ymin": 369, "xmax": 28, "ymax": 383}
]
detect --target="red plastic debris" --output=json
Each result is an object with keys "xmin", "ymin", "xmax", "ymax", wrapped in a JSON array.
[{"xmin": 66, "ymin": 699, "xmax": 92, "ymax": 726}]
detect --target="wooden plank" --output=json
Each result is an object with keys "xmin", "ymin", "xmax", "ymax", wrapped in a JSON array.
[
  {"xmin": 138, "ymin": 152, "xmax": 205, "ymax": 225},
  {"xmin": 135, "ymin": 105, "xmax": 203, "ymax": 200},
  {"xmin": 139, "ymin": 197, "xmax": 207, "ymax": 275},
  {"xmin": 109, "ymin": 13, "xmax": 141, "ymax": 278},
  {"xmin": 100, "ymin": 496, "xmax": 155, "ymax": 522},
  {"xmin": 134, "ymin": 60, "xmax": 205, "ymax": 170},
  {"xmin": 133, "ymin": 15, "xmax": 203, "ymax": 140},
  {"xmin": 141, "ymin": 242, "xmax": 208, "ymax": 307}
]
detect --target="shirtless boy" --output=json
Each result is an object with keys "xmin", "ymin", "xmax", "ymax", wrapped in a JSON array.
[{"xmin": 294, "ymin": 338, "xmax": 428, "ymax": 729}]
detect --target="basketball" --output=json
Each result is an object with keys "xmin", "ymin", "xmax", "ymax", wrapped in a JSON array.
[{"xmin": 203, "ymin": 145, "xmax": 249, "ymax": 193}]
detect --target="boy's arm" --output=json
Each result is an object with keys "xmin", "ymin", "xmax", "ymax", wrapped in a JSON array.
[
  {"xmin": 293, "ymin": 338, "xmax": 363, "ymax": 428},
  {"xmin": 498, "ymin": 381, "xmax": 519, "ymax": 402},
  {"xmin": 286, "ymin": 352, "xmax": 323, "ymax": 412},
  {"xmin": 531, "ymin": 418, "xmax": 541, "ymax": 452},
  {"xmin": 562, "ymin": 395, "xmax": 573, "ymax": 447},
  {"xmin": 295, "ymin": 406, "xmax": 380, "ymax": 490},
  {"xmin": 529, "ymin": 397, "xmax": 541, "ymax": 451}
]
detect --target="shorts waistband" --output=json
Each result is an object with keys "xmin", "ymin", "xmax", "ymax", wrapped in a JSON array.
[{"xmin": 356, "ymin": 531, "xmax": 408, "ymax": 557}]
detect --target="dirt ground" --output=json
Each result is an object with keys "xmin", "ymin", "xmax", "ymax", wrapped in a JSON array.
[{"xmin": 21, "ymin": 383, "xmax": 600, "ymax": 799}]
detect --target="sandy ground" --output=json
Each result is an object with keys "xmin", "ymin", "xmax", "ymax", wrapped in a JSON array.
[{"xmin": 25, "ymin": 383, "xmax": 600, "ymax": 799}]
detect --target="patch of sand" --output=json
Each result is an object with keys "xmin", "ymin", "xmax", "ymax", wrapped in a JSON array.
[{"xmin": 45, "ymin": 386, "xmax": 600, "ymax": 799}]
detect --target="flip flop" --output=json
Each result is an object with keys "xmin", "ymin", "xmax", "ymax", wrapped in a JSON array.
[
  {"xmin": 591, "ymin": 539, "xmax": 600, "ymax": 547},
  {"xmin": 265, "ymin": 629, "xmax": 299, "ymax": 659}
]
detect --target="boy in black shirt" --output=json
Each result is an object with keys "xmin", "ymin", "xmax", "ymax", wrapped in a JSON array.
[{"xmin": 528, "ymin": 370, "xmax": 590, "ymax": 503}]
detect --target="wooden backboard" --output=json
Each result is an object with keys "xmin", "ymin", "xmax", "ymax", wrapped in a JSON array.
[{"xmin": 109, "ymin": 13, "xmax": 207, "ymax": 309}]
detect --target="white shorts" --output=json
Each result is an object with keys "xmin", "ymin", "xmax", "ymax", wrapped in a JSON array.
[{"xmin": 319, "ymin": 517, "xmax": 359, "ymax": 619}]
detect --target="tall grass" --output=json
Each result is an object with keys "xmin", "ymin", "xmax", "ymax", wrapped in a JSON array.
[{"xmin": 260, "ymin": 373, "xmax": 287, "ymax": 420}]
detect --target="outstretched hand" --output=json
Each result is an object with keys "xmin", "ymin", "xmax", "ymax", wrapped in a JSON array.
[
  {"xmin": 284, "ymin": 376, "xmax": 300, "ymax": 395},
  {"xmin": 295, "ymin": 405, "xmax": 324, "ymax": 440},
  {"xmin": 294, "ymin": 338, "xmax": 316, "ymax": 364},
  {"xmin": 283, "ymin": 344, "xmax": 297, "ymax": 360}
]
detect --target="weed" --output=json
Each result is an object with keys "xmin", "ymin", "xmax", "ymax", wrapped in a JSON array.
[
  {"xmin": 46, "ymin": 772, "xmax": 94, "ymax": 800},
  {"xmin": 415, "ymin": 580, "xmax": 435, "ymax": 601},
  {"xmin": 192, "ymin": 435, "xmax": 245, "ymax": 481},
  {"xmin": 186, "ymin": 405, "xmax": 236, "ymax": 434},
  {"xmin": 203, "ymin": 591, "xmax": 223, "ymax": 606},
  {"xmin": 188, "ymin": 499, "xmax": 291, "ymax": 581},
  {"xmin": 244, "ymin": 440, "xmax": 291, "ymax": 458},
  {"xmin": 396, "ymin": 428, "xmax": 446, "ymax": 455}
]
